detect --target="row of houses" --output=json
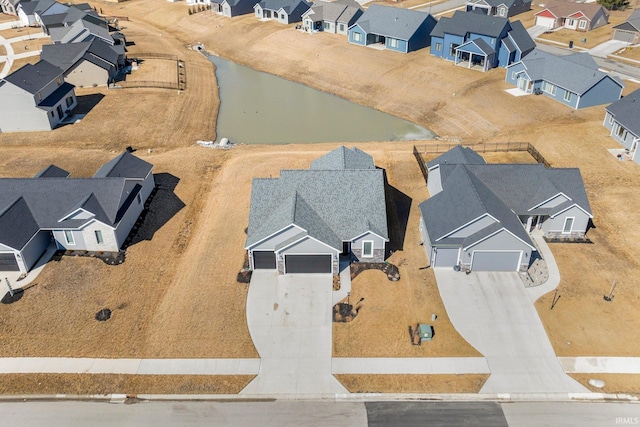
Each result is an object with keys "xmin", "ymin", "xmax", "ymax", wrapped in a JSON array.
[
  {"xmin": 244, "ymin": 145, "xmax": 593, "ymax": 275},
  {"xmin": 0, "ymin": 0, "xmax": 126, "ymax": 132}
]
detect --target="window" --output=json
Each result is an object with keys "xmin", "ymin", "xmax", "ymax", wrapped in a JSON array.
[
  {"xmin": 450, "ymin": 43, "xmax": 459, "ymax": 57},
  {"xmin": 389, "ymin": 38, "xmax": 398, "ymax": 48},
  {"xmin": 95, "ymin": 230, "xmax": 104, "ymax": 244},
  {"xmin": 578, "ymin": 20, "xmax": 587, "ymax": 29},
  {"xmin": 435, "ymin": 42, "xmax": 442, "ymax": 51},
  {"xmin": 608, "ymin": 114, "xmax": 614, "ymax": 125},
  {"xmin": 137, "ymin": 194, "xmax": 142, "ymax": 204},
  {"xmin": 324, "ymin": 22, "xmax": 330, "ymax": 30},
  {"xmin": 362, "ymin": 241, "xmax": 373, "ymax": 258},
  {"xmin": 66, "ymin": 96, "xmax": 73, "ymax": 107},
  {"xmin": 490, "ymin": 38, "xmax": 495, "ymax": 45},
  {"xmin": 616, "ymin": 125, "xmax": 628, "ymax": 140},
  {"xmin": 498, "ymin": 7, "xmax": 506, "ymax": 16},
  {"xmin": 64, "ymin": 230, "xmax": 75, "ymax": 245},
  {"xmin": 280, "ymin": 13, "xmax": 285, "ymax": 19},
  {"xmin": 562, "ymin": 217, "xmax": 574, "ymax": 234},
  {"xmin": 339, "ymin": 23, "xmax": 344, "ymax": 31},
  {"xmin": 542, "ymin": 81, "xmax": 556, "ymax": 95},
  {"xmin": 563, "ymin": 91, "xmax": 572, "ymax": 102},
  {"xmin": 567, "ymin": 18, "xmax": 575, "ymax": 26},
  {"xmin": 353, "ymin": 32, "xmax": 362, "ymax": 42}
]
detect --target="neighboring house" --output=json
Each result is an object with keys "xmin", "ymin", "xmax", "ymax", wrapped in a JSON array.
[
  {"xmin": 39, "ymin": 3, "xmax": 106, "ymax": 36},
  {"xmin": 505, "ymin": 49, "xmax": 624, "ymax": 109},
  {"xmin": 603, "ymin": 88, "xmax": 640, "ymax": 164},
  {"xmin": 534, "ymin": 0, "xmax": 609, "ymax": 32},
  {"xmin": 0, "ymin": 60, "xmax": 77, "ymax": 132},
  {"xmin": 17, "ymin": 0, "xmax": 52, "ymax": 26},
  {"xmin": 0, "ymin": 152, "xmax": 155, "ymax": 274},
  {"xmin": 430, "ymin": 11, "xmax": 535, "ymax": 71},
  {"xmin": 465, "ymin": 0, "xmax": 530, "ymax": 18},
  {"xmin": 245, "ymin": 146, "xmax": 389, "ymax": 275},
  {"xmin": 187, "ymin": 0, "xmax": 211, "ymax": 6},
  {"xmin": 254, "ymin": 0, "xmax": 311, "ymax": 24},
  {"xmin": 302, "ymin": 0, "xmax": 362, "ymax": 35},
  {"xmin": 1, "ymin": 0, "xmax": 22, "ymax": 16},
  {"xmin": 40, "ymin": 38, "xmax": 124, "ymax": 87},
  {"xmin": 347, "ymin": 4, "xmax": 437, "ymax": 53},
  {"xmin": 211, "ymin": 0, "xmax": 259, "ymax": 17},
  {"xmin": 419, "ymin": 146, "xmax": 592, "ymax": 272},
  {"xmin": 612, "ymin": 9, "xmax": 640, "ymax": 44},
  {"xmin": 49, "ymin": 16, "xmax": 114, "ymax": 45}
]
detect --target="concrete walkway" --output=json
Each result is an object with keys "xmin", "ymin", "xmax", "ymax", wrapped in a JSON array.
[
  {"xmin": 0, "ymin": 358, "xmax": 260, "ymax": 375},
  {"xmin": 560, "ymin": 357, "xmax": 640, "ymax": 374},
  {"xmin": 3, "ymin": 245, "xmax": 57, "ymax": 292},
  {"xmin": 434, "ymin": 269, "xmax": 588, "ymax": 394},
  {"xmin": 527, "ymin": 230, "xmax": 561, "ymax": 303},
  {"xmin": 241, "ymin": 271, "xmax": 346, "ymax": 395}
]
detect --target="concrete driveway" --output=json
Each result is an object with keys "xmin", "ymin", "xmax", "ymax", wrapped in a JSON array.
[
  {"xmin": 434, "ymin": 270, "xmax": 588, "ymax": 394},
  {"xmin": 241, "ymin": 270, "xmax": 346, "ymax": 395},
  {"xmin": 588, "ymin": 40, "xmax": 629, "ymax": 58}
]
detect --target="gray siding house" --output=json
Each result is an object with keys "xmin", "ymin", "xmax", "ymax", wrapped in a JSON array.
[
  {"xmin": 612, "ymin": 9, "xmax": 640, "ymax": 44},
  {"xmin": 419, "ymin": 146, "xmax": 592, "ymax": 272},
  {"xmin": 245, "ymin": 146, "xmax": 388, "ymax": 275},
  {"xmin": 505, "ymin": 49, "xmax": 624, "ymax": 109},
  {"xmin": 41, "ymin": 39, "xmax": 124, "ymax": 87},
  {"xmin": 1, "ymin": 0, "xmax": 21, "ymax": 15},
  {"xmin": 254, "ymin": 0, "xmax": 311, "ymax": 24},
  {"xmin": 604, "ymin": 88, "xmax": 640, "ymax": 165},
  {"xmin": 302, "ymin": 0, "xmax": 362, "ymax": 35},
  {"xmin": 0, "ymin": 60, "xmax": 77, "ymax": 133},
  {"xmin": 0, "ymin": 152, "xmax": 155, "ymax": 274},
  {"xmin": 466, "ymin": 0, "xmax": 531, "ymax": 18},
  {"xmin": 211, "ymin": 0, "xmax": 259, "ymax": 17},
  {"xmin": 534, "ymin": 0, "xmax": 609, "ymax": 32}
]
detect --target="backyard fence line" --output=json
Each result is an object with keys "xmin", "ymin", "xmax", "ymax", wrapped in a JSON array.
[
  {"xmin": 132, "ymin": 53, "xmax": 180, "ymax": 61},
  {"xmin": 412, "ymin": 142, "xmax": 551, "ymax": 184},
  {"xmin": 117, "ymin": 81, "xmax": 180, "ymax": 90}
]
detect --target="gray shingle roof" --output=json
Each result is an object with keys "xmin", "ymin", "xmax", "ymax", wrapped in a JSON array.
[
  {"xmin": 427, "ymin": 145, "xmax": 486, "ymax": 169},
  {"xmin": 0, "ymin": 153, "xmax": 153, "ymax": 251},
  {"xmin": 3, "ymin": 60, "xmax": 62, "ymax": 95},
  {"xmin": 18, "ymin": 1, "xmax": 39, "ymax": 14},
  {"xmin": 513, "ymin": 49, "xmax": 623, "ymax": 95},
  {"xmin": 507, "ymin": 20, "xmax": 535, "ymax": 55},
  {"xmin": 93, "ymin": 151, "xmax": 153, "ymax": 179},
  {"xmin": 41, "ymin": 39, "xmax": 119, "ymax": 73},
  {"xmin": 38, "ymin": 81, "xmax": 74, "ymax": 108},
  {"xmin": 257, "ymin": 0, "xmax": 310, "ymax": 13},
  {"xmin": 33, "ymin": 164, "xmax": 70, "ymax": 178},
  {"xmin": 351, "ymin": 4, "xmax": 433, "ymax": 40},
  {"xmin": 310, "ymin": 146, "xmax": 375, "ymax": 170},
  {"xmin": 606, "ymin": 88, "xmax": 640, "ymax": 139},
  {"xmin": 246, "ymin": 147, "xmax": 388, "ymax": 250},
  {"xmin": 613, "ymin": 9, "xmax": 640, "ymax": 31},
  {"xmin": 460, "ymin": 37, "xmax": 495, "ymax": 55},
  {"xmin": 430, "ymin": 10, "xmax": 510, "ymax": 38}
]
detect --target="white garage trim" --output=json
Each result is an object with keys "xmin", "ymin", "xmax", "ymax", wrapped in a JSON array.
[{"xmin": 470, "ymin": 250, "xmax": 522, "ymax": 272}]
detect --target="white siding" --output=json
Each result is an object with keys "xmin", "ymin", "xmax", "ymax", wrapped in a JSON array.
[
  {"xmin": 351, "ymin": 231, "xmax": 385, "ymax": 253},
  {"xmin": 114, "ymin": 190, "xmax": 145, "ymax": 248},
  {"xmin": 80, "ymin": 221, "xmax": 118, "ymax": 251},
  {"xmin": 542, "ymin": 205, "xmax": 590, "ymax": 235},
  {"xmin": 534, "ymin": 193, "xmax": 570, "ymax": 209},
  {"xmin": 427, "ymin": 166, "xmax": 442, "ymax": 196},
  {"xmin": 279, "ymin": 236, "xmax": 337, "ymax": 255},
  {"xmin": 447, "ymin": 215, "xmax": 497, "ymax": 238},
  {"xmin": 0, "ymin": 84, "xmax": 53, "ymax": 132}
]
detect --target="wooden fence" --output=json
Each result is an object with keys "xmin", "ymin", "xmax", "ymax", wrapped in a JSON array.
[
  {"xmin": 118, "ymin": 54, "xmax": 186, "ymax": 91},
  {"xmin": 413, "ymin": 142, "xmax": 551, "ymax": 184}
]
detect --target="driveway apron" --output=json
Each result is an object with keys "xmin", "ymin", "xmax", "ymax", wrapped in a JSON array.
[
  {"xmin": 435, "ymin": 270, "xmax": 589, "ymax": 393},
  {"xmin": 242, "ymin": 270, "xmax": 346, "ymax": 395}
]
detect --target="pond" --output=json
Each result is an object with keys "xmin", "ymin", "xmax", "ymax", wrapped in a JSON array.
[{"xmin": 208, "ymin": 54, "xmax": 434, "ymax": 144}]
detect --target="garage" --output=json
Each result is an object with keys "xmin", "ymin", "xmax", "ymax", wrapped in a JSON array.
[
  {"xmin": 253, "ymin": 251, "xmax": 276, "ymax": 269},
  {"xmin": 613, "ymin": 29, "xmax": 637, "ymax": 43},
  {"xmin": 471, "ymin": 251, "xmax": 521, "ymax": 272},
  {"xmin": 284, "ymin": 254, "xmax": 332, "ymax": 274},
  {"xmin": 433, "ymin": 247, "xmax": 459, "ymax": 268},
  {"xmin": 0, "ymin": 253, "xmax": 20, "ymax": 272},
  {"xmin": 535, "ymin": 16, "xmax": 556, "ymax": 29}
]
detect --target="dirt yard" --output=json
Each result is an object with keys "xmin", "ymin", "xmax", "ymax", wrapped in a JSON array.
[{"xmin": 1, "ymin": 0, "xmax": 640, "ymax": 395}]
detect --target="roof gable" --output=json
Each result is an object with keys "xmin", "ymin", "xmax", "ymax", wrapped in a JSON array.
[
  {"xmin": 3, "ymin": 60, "xmax": 62, "ymax": 94},
  {"xmin": 431, "ymin": 10, "xmax": 510, "ymax": 38},
  {"xmin": 606, "ymin": 88, "xmax": 640, "ymax": 137},
  {"xmin": 352, "ymin": 4, "xmax": 433, "ymax": 40}
]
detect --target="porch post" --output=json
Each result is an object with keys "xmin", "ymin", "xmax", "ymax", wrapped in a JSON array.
[{"xmin": 526, "ymin": 216, "xmax": 533, "ymax": 232}]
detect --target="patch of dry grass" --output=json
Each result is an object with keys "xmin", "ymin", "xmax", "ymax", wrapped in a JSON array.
[
  {"xmin": 10, "ymin": 37, "xmax": 51, "ymax": 53},
  {"xmin": 0, "ymin": 25, "xmax": 36, "ymax": 40},
  {"xmin": 569, "ymin": 374, "xmax": 640, "ymax": 395},
  {"xmin": 336, "ymin": 374, "xmax": 489, "ymax": 393},
  {"xmin": 126, "ymin": 58, "xmax": 178, "ymax": 85},
  {"xmin": 8, "ymin": 56, "xmax": 39, "ymax": 73}
]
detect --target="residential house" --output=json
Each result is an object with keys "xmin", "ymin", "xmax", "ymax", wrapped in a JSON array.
[
  {"xmin": 49, "ymin": 15, "xmax": 114, "ymax": 45},
  {"xmin": 17, "ymin": 0, "xmax": 54, "ymax": 26},
  {"xmin": 612, "ymin": 9, "xmax": 640, "ymax": 43},
  {"xmin": 430, "ymin": 11, "xmax": 535, "ymax": 71},
  {"xmin": 534, "ymin": 0, "xmax": 609, "ymax": 32},
  {"xmin": 187, "ymin": 0, "xmax": 212, "ymax": 7},
  {"xmin": 603, "ymin": 88, "xmax": 640, "ymax": 164},
  {"xmin": 347, "ymin": 4, "xmax": 437, "ymax": 53},
  {"xmin": 505, "ymin": 49, "xmax": 624, "ymax": 109},
  {"xmin": 254, "ymin": 0, "xmax": 311, "ymax": 24},
  {"xmin": 302, "ymin": 0, "xmax": 362, "ymax": 35},
  {"xmin": 1, "ymin": 0, "xmax": 22, "ymax": 16},
  {"xmin": 419, "ymin": 146, "xmax": 592, "ymax": 271},
  {"xmin": 465, "ymin": 0, "xmax": 531, "ymax": 18},
  {"xmin": 0, "ymin": 152, "xmax": 155, "ymax": 274},
  {"xmin": 210, "ymin": 0, "xmax": 259, "ymax": 17},
  {"xmin": 41, "ymin": 38, "xmax": 124, "ymax": 87},
  {"xmin": 0, "ymin": 60, "xmax": 77, "ymax": 132},
  {"xmin": 245, "ymin": 146, "xmax": 389, "ymax": 275}
]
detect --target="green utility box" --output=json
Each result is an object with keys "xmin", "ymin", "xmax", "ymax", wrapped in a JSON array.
[{"xmin": 418, "ymin": 324, "xmax": 433, "ymax": 342}]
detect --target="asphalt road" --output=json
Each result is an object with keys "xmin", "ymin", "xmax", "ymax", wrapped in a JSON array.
[{"xmin": 1, "ymin": 400, "xmax": 639, "ymax": 426}]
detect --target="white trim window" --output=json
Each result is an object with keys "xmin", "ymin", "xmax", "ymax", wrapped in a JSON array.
[
  {"xmin": 542, "ymin": 81, "xmax": 556, "ymax": 95},
  {"xmin": 389, "ymin": 38, "xmax": 398, "ymax": 48},
  {"xmin": 353, "ymin": 32, "xmax": 362, "ymax": 42},
  {"xmin": 608, "ymin": 114, "xmax": 615, "ymax": 125},
  {"xmin": 562, "ymin": 217, "xmax": 574, "ymax": 234},
  {"xmin": 64, "ymin": 230, "xmax": 75, "ymax": 245},
  {"xmin": 362, "ymin": 240, "xmax": 374, "ymax": 258},
  {"xmin": 95, "ymin": 230, "xmax": 104, "ymax": 245},
  {"xmin": 563, "ymin": 91, "xmax": 573, "ymax": 102},
  {"xmin": 435, "ymin": 42, "xmax": 442, "ymax": 51},
  {"xmin": 578, "ymin": 20, "xmax": 587, "ymax": 29}
]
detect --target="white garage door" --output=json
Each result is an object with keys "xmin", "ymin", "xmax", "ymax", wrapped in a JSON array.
[
  {"xmin": 536, "ymin": 16, "xmax": 555, "ymax": 29},
  {"xmin": 471, "ymin": 251, "xmax": 521, "ymax": 272},
  {"xmin": 434, "ymin": 247, "xmax": 459, "ymax": 268}
]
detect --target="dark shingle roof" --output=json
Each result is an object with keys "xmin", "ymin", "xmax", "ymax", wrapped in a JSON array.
[
  {"xmin": 430, "ymin": 10, "xmax": 510, "ymax": 38},
  {"xmin": 352, "ymin": 4, "xmax": 432, "ymax": 40},
  {"xmin": 41, "ymin": 39, "xmax": 119, "ymax": 72},
  {"xmin": 93, "ymin": 151, "xmax": 153, "ymax": 179},
  {"xmin": 310, "ymin": 146, "xmax": 375, "ymax": 170},
  {"xmin": 427, "ymin": 145, "xmax": 486, "ymax": 169},
  {"xmin": 33, "ymin": 164, "xmax": 70, "ymax": 178},
  {"xmin": 0, "ymin": 197, "xmax": 40, "ymax": 251},
  {"xmin": 606, "ymin": 88, "xmax": 640, "ymax": 138},
  {"xmin": 613, "ymin": 9, "xmax": 640, "ymax": 31},
  {"xmin": 3, "ymin": 60, "xmax": 62, "ymax": 95},
  {"xmin": 38, "ymin": 82, "xmax": 74, "ymax": 108},
  {"xmin": 507, "ymin": 20, "xmax": 535, "ymax": 55}
]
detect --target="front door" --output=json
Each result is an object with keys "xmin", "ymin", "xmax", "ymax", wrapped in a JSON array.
[{"xmin": 517, "ymin": 76, "xmax": 527, "ymax": 91}]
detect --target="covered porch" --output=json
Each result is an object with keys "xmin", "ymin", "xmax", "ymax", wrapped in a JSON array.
[{"xmin": 454, "ymin": 39, "xmax": 495, "ymax": 72}]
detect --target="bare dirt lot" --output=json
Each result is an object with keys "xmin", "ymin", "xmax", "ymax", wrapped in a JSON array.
[{"xmin": 2, "ymin": 0, "xmax": 640, "ymax": 395}]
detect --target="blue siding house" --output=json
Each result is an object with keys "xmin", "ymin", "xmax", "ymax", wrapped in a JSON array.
[
  {"xmin": 348, "ymin": 4, "xmax": 437, "ymax": 53},
  {"xmin": 506, "ymin": 49, "xmax": 624, "ymax": 109},
  {"xmin": 430, "ymin": 10, "xmax": 534, "ymax": 71},
  {"xmin": 603, "ymin": 89, "xmax": 640, "ymax": 164}
]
